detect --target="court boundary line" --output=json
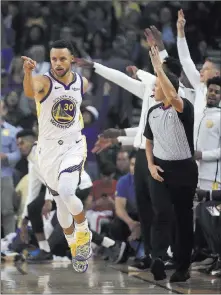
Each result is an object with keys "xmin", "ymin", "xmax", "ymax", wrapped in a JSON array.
[{"xmin": 110, "ymin": 265, "xmax": 182, "ymax": 294}]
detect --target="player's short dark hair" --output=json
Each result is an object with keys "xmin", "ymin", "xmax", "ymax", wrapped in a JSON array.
[
  {"xmin": 50, "ymin": 40, "xmax": 74, "ymax": 55},
  {"xmin": 164, "ymin": 70, "xmax": 179, "ymax": 92},
  {"xmin": 100, "ymin": 161, "xmax": 116, "ymax": 176},
  {"xmin": 163, "ymin": 57, "xmax": 182, "ymax": 78},
  {"xmin": 207, "ymin": 76, "xmax": 221, "ymax": 88},
  {"xmin": 16, "ymin": 129, "xmax": 36, "ymax": 139}
]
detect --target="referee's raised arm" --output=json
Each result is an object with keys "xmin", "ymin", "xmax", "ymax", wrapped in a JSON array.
[{"xmin": 149, "ymin": 46, "xmax": 184, "ymax": 113}]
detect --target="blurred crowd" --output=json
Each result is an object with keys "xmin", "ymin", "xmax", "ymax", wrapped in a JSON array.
[{"xmin": 1, "ymin": 0, "xmax": 221, "ymax": 279}]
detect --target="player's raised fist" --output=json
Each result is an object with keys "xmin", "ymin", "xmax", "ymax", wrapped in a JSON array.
[
  {"xmin": 177, "ymin": 9, "xmax": 186, "ymax": 31},
  {"xmin": 144, "ymin": 28, "xmax": 155, "ymax": 47},
  {"xmin": 126, "ymin": 65, "xmax": 138, "ymax": 79},
  {"xmin": 21, "ymin": 56, "xmax": 37, "ymax": 72}
]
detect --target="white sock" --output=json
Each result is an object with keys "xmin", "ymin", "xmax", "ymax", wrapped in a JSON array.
[
  {"xmin": 101, "ymin": 237, "xmax": 115, "ymax": 248},
  {"xmin": 39, "ymin": 240, "xmax": 51, "ymax": 253},
  {"xmin": 65, "ymin": 232, "xmax": 76, "ymax": 246},
  {"xmin": 75, "ymin": 219, "xmax": 89, "ymax": 232}
]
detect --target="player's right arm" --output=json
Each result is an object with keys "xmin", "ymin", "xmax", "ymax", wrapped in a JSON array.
[
  {"xmin": 177, "ymin": 10, "xmax": 200, "ymax": 89},
  {"xmin": 21, "ymin": 56, "xmax": 49, "ymax": 101},
  {"xmin": 75, "ymin": 58, "xmax": 146, "ymax": 100}
]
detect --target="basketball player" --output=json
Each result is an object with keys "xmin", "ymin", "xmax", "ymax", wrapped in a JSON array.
[
  {"xmin": 21, "ymin": 40, "xmax": 92, "ymax": 272},
  {"xmin": 16, "ymin": 129, "xmax": 126, "ymax": 268}
]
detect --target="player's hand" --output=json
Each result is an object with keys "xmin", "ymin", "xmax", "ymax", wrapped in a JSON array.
[
  {"xmin": 102, "ymin": 128, "xmax": 124, "ymax": 138},
  {"xmin": 144, "ymin": 28, "xmax": 156, "ymax": 48},
  {"xmin": 194, "ymin": 151, "xmax": 202, "ymax": 160},
  {"xmin": 177, "ymin": 9, "xmax": 186, "ymax": 31},
  {"xmin": 149, "ymin": 46, "xmax": 162, "ymax": 73},
  {"xmin": 20, "ymin": 218, "xmax": 29, "ymax": 244},
  {"xmin": 42, "ymin": 200, "xmax": 53, "ymax": 220},
  {"xmin": 92, "ymin": 136, "xmax": 117, "ymax": 154},
  {"xmin": 74, "ymin": 58, "xmax": 94, "ymax": 68},
  {"xmin": 21, "ymin": 56, "xmax": 36, "ymax": 72},
  {"xmin": 149, "ymin": 164, "xmax": 164, "ymax": 182},
  {"xmin": 149, "ymin": 26, "xmax": 165, "ymax": 51},
  {"xmin": 126, "ymin": 66, "xmax": 138, "ymax": 79}
]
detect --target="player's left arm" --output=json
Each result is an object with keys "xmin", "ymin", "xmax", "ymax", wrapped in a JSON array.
[{"xmin": 82, "ymin": 77, "xmax": 89, "ymax": 94}]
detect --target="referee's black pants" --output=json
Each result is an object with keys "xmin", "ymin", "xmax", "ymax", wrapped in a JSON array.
[
  {"xmin": 149, "ymin": 157, "xmax": 198, "ymax": 271},
  {"xmin": 134, "ymin": 149, "xmax": 153, "ymax": 256}
]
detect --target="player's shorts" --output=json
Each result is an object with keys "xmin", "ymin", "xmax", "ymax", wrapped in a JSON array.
[{"xmin": 37, "ymin": 132, "xmax": 87, "ymax": 194}]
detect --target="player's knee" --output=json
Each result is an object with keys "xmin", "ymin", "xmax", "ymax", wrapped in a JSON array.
[
  {"xmin": 57, "ymin": 181, "xmax": 72, "ymax": 200},
  {"xmin": 57, "ymin": 172, "xmax": 79, "ymax": 201}
]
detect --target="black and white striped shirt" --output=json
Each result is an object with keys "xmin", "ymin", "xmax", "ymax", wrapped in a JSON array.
[{"xmin": 144, "ymin": 98, "xmax": 194, "ymax": 161}]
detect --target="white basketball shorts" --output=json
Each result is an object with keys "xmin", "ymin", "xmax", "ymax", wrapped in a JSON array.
[{"xmin": 37, "ymin": 133, "xmax": 87, "ymax": 193}]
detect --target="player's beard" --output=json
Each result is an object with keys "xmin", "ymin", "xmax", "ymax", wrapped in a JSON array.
[{"xmin": 53, "ymin": 67, "xmax": 70, "ymax": 78}]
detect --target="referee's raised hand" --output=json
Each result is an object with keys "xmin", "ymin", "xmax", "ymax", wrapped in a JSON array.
[
  {"xmin": 149, "ymin": 46, "xmax": 162, "ymax": 73},
  {"xmin": 149, "ymin": 164, "xmax": 164, "ymax": 182}
]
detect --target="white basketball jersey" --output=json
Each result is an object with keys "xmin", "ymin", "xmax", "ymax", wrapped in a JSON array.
[{"xmin": 37, "ymin": 71, "xmax": 84, "ymax": 140}]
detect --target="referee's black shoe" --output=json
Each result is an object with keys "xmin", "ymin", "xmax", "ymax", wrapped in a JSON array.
[
  {"xmin": 170, "ymin": 270, "xmax": 190, "ymax": 282},
  {"xmin": 128, "ymin": 256, "xmax": 152, "ymax": 271},
  {"xmin": 151, "ymin": 258, "xmax": 166, "ymax": 280}
]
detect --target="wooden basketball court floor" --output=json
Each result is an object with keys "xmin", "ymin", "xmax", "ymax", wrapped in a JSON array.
[{"xmin": 1, "ymin": 258, "xmax": 221, "ymax": 294}]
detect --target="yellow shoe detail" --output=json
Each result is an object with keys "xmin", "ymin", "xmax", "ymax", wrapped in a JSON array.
[{"xmin": 75, "ymin": 231, "xmax": 92, "ymax": 261}]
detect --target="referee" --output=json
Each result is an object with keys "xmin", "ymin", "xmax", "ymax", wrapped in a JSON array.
[{"xmin": 144, "ymin": 46, "xmax": 198, "ymax": 282}]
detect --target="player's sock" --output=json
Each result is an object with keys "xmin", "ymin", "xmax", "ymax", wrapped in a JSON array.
[
  {"xmin": 65, "ymin": 232, "xmax": 76, "ymax": 245},
  {"xmin": 39, "ymin": 240, "xmax": 51, "ymax": 253},
  {"xmin": 102, "ymin": 237, "xmax": 115, "ymax": 248},
  {"xmin": 75, "ymin": 219, "xmax": 89, "ymax": 232}
]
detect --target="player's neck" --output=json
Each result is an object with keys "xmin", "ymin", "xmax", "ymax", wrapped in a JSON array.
[{"xmin": 51, "ymin": 69, "xmax": 74, "ymax": 85}]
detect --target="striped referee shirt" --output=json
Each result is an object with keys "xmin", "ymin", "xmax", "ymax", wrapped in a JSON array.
[{"xmin": 144, "ymin": 98, "xmax": 194, "ymax": 161}]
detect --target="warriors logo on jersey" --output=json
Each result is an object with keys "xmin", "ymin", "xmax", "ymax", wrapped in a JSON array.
[
  {"xmin": 37, "ymin": 71, "xmax": 84, "ymax": 139},
  {"xmin": 51, "ymin": 95, "xmax": 77, "ymax": 129}
]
